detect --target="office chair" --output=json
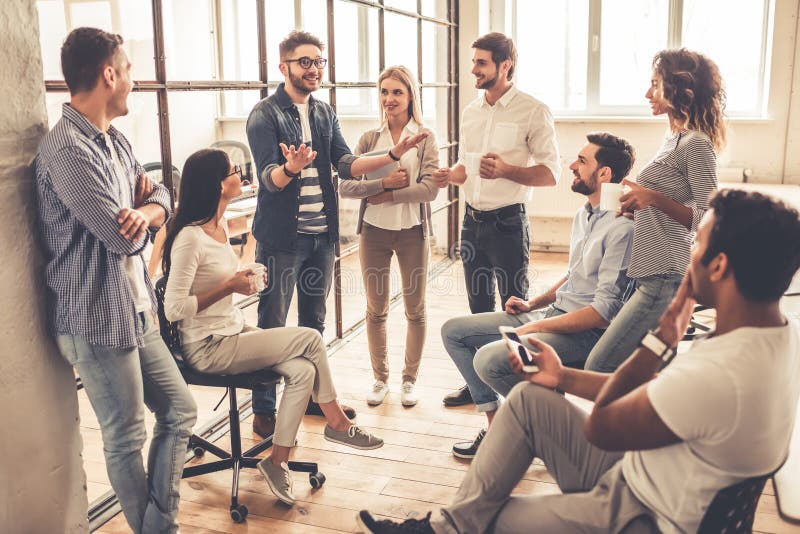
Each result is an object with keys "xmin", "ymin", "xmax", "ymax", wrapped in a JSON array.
[
  {"xmin": 210, "ymin": 140, "xmax": 254, "ymax": 185},
  {"xmin": 697, "ymin": 472, "xmax": 774, "ymax": 533},
  {"xmin": 154, "ymin": 278, "xmax": 326, "ymax": 523},
  {"xmin": 143, "ymin": 162, "xmax": 182, "ymax": 198}
]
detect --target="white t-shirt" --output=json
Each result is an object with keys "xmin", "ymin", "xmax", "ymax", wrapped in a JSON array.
[
  {"xmin": 104, "ymin": 133, "xmax": 151, "ymax": 312},
  {"xmin": 162, "ymin": 222, "xmax": 244, "ymax": 344},
  {"xmin": 363, "ymin": 120, "xmax": 422, "ymax": 231},
  {"xmin": 622, "ymin": 320, "xmax": 800, "ymax": 533}
]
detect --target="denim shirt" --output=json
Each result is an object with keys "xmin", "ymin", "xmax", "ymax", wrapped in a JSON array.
[{"xmin": 246, "ymin": 83, "xmax": 357, "ymax": 251}]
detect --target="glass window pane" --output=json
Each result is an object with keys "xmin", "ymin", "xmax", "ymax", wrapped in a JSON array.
[
  {"xmin": 335, "ymin": 88, "xmax": 380, "ymax": 149},
  {"xmin": 338, "ymin": 248, "xmax": 368, "ymax": 340},
  {"xmin": 515, "ymin": 0, "xmax": 588, "ymax": 112},
  {"xmin": 164, "ymin": 0, "xmax": 215, "ymax": 80},
  {"xmin": 35, "ymin": 0, "xmax": 156, "ymax": 80},
  {"xmin": 334, "ymin": 1, "xmax": 379, "ymax": 82},
  {"xmin": 421, "ymin": 0, "xmax": 449, "ymax": 20},
  {"xmin": 300, "ymin": 0, "xmax": 331, "ymax": 83},
  {"xmin": 266, "ymin": 0, "xmax": 297, "ymax": 81},
  {"xmin": 599, "ymin": 0, "xmax": 669, "ymax": 107},
  {"xmin": 384, "ymin": 12, "xmax": 418, "ymax": 75},
  {"xmin": 219, "ymin": 0, "xmax": 260, "ymax": 81},
  {"xmin": 682, "ymin": 0, "xmax": 766, "ymax": 114},
  {"xmin": 222, "ymin": 91, "xmax": 261, "ymax": 119},
  {"xmin": 429, "ymin": 204, "xmax": 450, "ymax": 257},
  {"xmin": 422, "ymin": 21, "xmax": 449, "ymax": 83},
  {"xmin": 421, "ymin": 87, "xmax": 449, "ymax": 153},
  {"xmin": 383, "ymin": 0, "xmax": 416, "ymax": 12}
]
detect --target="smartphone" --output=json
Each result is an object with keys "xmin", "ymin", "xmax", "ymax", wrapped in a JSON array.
[{"xmin": 499, "ymin": 326, "xmax": 539, "ymax": 373}]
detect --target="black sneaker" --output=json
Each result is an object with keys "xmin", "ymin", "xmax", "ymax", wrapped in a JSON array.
[
  {"xmin": 356, "ymin": 510, "xmax": 434, "ymax": 534},
  {"xmin": 442, "ymin": 384, "xmax": 473, "ymax": 407},
  {"xmin": 306, "ymin": 399, "xmax": 357, "ymax": 419},
  {"xmin": 452, "ymin": 428, "xmax": 486, "ymax": 459}
]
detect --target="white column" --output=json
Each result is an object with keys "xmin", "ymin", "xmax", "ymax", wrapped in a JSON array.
[{"xmin": 0, "ymin": 1, "xmax": 88, "ymax": 532}]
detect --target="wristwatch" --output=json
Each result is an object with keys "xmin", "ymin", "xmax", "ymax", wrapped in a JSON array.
[{"xmin": 639, "ymin": 330, "xmax": 676, "ymax": 362}]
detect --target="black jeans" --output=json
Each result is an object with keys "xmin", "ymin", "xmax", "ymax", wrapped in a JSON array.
[{"xmin": 460, "ymin": 209, "xmax": 530, "ymax": 314}]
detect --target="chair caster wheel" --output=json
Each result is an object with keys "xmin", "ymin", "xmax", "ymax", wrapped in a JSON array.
[
  {"xmin": 230, "ymin": 504, "xmax": 248, "ymax": 522},
  {"xmin": 309, "ymin": 471, "xmax": 326, "ymax": 488},
  {"xmin": 192, "ymin": 446, "xmax": 205, "ymax": 458}
]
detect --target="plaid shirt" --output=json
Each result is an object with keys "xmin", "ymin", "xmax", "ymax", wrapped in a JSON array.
[{"xmin": 35, "ymin": 104, "xmax": 171, "ymax": 348}]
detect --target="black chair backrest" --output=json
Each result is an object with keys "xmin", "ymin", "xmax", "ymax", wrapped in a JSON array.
[
  {"xmin": 154, "ymin": 277, "xmax": 183, "ymax": 357},
  {"xmin": 697, "ymin": 473, "xmax": 771, "ymax": 533},
  {"xmin": 210, "ymin": 140, "xmax": 254, "ymax": 184}
]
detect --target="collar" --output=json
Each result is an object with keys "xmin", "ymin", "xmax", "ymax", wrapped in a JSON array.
[
  {"xmin": 379, "ymin": 118, "xmax": 420, "ymax": 135},
  {"xmin": 480, "ymin": 84, "xmax": 518, "ymax": 108},
  {"xmin": 275, "ymin": 82, "xmax": 316, "ymax": 111},
  {"xmin": 62, "ymin": 103, "xmax": 117, "ymax": 142},
  {"xmin": 585, "ymin": 201, "xmax": 603, "ymax": 218}
]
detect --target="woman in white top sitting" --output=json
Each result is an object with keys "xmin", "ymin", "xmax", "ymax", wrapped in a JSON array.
[
  {"xmin": 340, "ymin": 66, "xmax": 449, "ymax": 407},
  {"xmin": 163, "ymin": 148, "xmax": 383, "ymax": 506}
]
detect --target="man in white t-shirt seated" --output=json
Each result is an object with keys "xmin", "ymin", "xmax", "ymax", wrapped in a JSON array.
[{"xmin": 355, "ymin": 188, "xmax": 800, "ymax": 534}]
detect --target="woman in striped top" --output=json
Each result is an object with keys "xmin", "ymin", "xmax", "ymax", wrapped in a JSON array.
[{"xmin": 584, "ymin": 48, "xmax": 725, "ymax": 372}]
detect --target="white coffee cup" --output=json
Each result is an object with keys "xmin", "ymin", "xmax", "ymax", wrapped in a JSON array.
[
  {"xmin": 464, "ymin": 152, "xmax": 481, "ymax": 178},
  {"xmin": 243, "ymin": 262, "xmax": 267, "ymax": 292},
  {"xmin": 600, "ymin": 182, "xmax": 624, "ymax": 212}
]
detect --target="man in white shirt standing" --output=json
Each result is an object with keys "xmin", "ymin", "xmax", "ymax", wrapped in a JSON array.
[
  {"xmin": 356, "ymin": 189, "xmax": 800, "ymax": 534},
  {"xmin": 439, "ymin": 32, "xmax": 561, "ymax": 407}
]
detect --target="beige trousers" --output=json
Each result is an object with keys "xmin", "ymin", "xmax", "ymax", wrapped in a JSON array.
[
  {"xmin": 183, "ymin": 325, "xmax": 337, "ymax": 447},
  {"xmin": 359, "ymin": 223, "xmax": 429, "ymax": 383}
]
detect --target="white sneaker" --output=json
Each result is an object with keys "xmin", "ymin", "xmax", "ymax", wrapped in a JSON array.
[
  {"xmin": 400, "ymin": 381, "xmax": 418, "ymax": 407},
  {"xmin": 366, "ymin": 380, "xmax": 389, "ymax": 406}
]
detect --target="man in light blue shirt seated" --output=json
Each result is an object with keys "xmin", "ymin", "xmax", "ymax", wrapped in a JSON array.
[{"xmin": 443, "ymin": 132, "xmax": 636, "ymax": 459}]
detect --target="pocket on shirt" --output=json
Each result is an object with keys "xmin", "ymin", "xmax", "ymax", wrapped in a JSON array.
[{"xmin": 492, "ymin": 122, "xmax": 519, "ymax": 152}]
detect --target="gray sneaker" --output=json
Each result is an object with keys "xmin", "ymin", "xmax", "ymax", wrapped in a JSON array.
[
  {"xmin": 257, "ymin": 458, "xmax": 295, "ymax": 505},
  {"xmin": 324, "ymin": 424, "xmax": 384, "ymax": 450}
]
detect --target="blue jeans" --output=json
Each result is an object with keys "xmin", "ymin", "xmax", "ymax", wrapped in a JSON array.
[
  {"xmin": 443, "ymin": 306, "xmax": 603, "ymax": 412},
  {"xmin": 460, "ymin": 210, "xmax": 530, "ymax": 314},
  {"xmin": 56, "ymin": 312, "xmax": 197, "ymax": 534},
  {"xmin": 254, "ymin": 233, "xmax": 335, "ymax": 413},
  {"xmin": 584, "ymin": 273, "xmax": 683, "ymax": 372}
]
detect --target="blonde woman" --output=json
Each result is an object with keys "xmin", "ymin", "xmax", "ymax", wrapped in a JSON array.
[{"xmin": 340, "ymin": 66, "xmax": 448, "ymax": 407}]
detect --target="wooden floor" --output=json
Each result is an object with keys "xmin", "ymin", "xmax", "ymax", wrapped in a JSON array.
[{"xmin": 78, "ymin": 252, "xmax": 799, "ymax": 533}]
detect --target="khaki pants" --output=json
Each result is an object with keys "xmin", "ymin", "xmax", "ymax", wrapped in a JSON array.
[
  {"xmin": 431, "ymin": 383, "xmax": 658, "ymax": 534},
  {"xmin": 183, "ymin": 325, "xmax": 337, "ymax": 447},
  {"xmin": 359, "ymin": 223, "xmax": 429, "ymax": 383}
]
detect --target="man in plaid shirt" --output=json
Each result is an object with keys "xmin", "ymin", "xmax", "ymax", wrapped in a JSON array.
[{"xmin": 35, "ymin": 28, "xmax": 196, "ymax": 534}]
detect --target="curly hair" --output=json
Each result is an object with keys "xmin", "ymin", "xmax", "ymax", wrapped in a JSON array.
[{"xmin": 653, "ymin": 48, "xmax": 727, "ymax": 152}]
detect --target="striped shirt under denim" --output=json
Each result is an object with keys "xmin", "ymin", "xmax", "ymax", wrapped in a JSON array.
[
  {"xmin": 34, "ymin": 104, "xmax": 172, "ymax": 348},
  {"xmin": 627, "ymin": 130, "xmax": 717, "ymax": 279}
]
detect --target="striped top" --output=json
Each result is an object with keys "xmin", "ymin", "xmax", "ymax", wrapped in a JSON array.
[
  {"xmin": 627, "ymin": 130, "xmax": 717, "ymax": 279},
  {"xmin": 295, "ymin": 102, "xmax": 328, "ymax": 233}
]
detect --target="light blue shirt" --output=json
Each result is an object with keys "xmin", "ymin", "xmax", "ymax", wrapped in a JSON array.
[{"xmin": 553, "ymin": 203, "xmax": 634, "ymax": 323}]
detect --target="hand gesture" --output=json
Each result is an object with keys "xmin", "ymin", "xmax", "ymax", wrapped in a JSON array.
[
  {"xmin": 479, "ymin": 152, "xmax": 509, "ymax": 180},
  {"xmin": 391, "ymin": 132, "xmax": 429, "ymax": 159},
  {"xmin": 227, "ymin": 269, "xmax": 257, "ymax": 296},
  {"xmin": 431, "ymin": 168, "xmax": 451, "ymax": 188},
  {"xmin": 508, "ymin": 336, "xmax": 562, "ymax": 389},
  {"xmin": 654, "ymin": 271, "xmax": 697, "ymax": 347},
  {"xmin": 382, "ymin": 168, "xmax": 409, "ymax": 189},
  {"xmin": 367, "ymin": 191, "xmax": 393, "ymax": 205},
  {"xmin": 505, "ymin": 295, "xmax": 532, "ymax": 315},
  {"xmin": 619, "ymin": 179, "xmax": 659, "ymax": 213},
  {"xmin": 280, "ymin": 142, "xmax": 317, "ymax": 176},
  {"xmin": 117, "ymin": 208, "xmax": 149, "ymax": 241},
  {"xmin": 134, "ymin": 173, "xmax": 153, "ymax": 208}
]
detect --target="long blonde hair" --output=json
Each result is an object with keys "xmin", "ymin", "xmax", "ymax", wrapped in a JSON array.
[{"xmin": 377, "ymin": 65, "xmax": 423, "ymax": 126}]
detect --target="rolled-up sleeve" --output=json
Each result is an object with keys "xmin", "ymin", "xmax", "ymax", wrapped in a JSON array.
[
  {"xmin": 685, "ymin": 135, "xmax": 718, "ymax": 232},
  {"xmin": 591, "ymin": 222, "xmax": 634, "ymax": 322},
  {"xmin": 526, "ymin": 105, "xmax": 561, "ymax": 184},
  {"xmin": 163, "ymin": 229, "xmax": 200, "ymax": 322},
  {"xmin": 142, "ymin": 181, "xmax": 172, "ymax": 226}
]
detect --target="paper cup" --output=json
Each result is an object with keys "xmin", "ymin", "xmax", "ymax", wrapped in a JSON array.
[
  {"xmin": 600, "ymin": 182, "xmax": 624, "ymax": 212},
  {"xmin": 243, "ymin": 262, "xmax": 267, "ymax": 292}
]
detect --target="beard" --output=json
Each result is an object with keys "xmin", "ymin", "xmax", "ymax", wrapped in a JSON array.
[
  {"xmin": 476, "ymin": 68, "xmax": 500, "ymax": 90},
  {"xmin": 570, "ymin": 171, "xmax": 598, "ymax": 195},
  {"xmin": 287, "ymin": 66, "xmax": 315, "ymax": 95}
]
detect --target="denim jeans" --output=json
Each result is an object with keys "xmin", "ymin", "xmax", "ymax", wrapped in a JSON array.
[
  {"xmin": 56, "ymin": 312, "xmax": 197, "ymax": 534},
  {"xmin": 254, "ymin": 233, "xmax": 335, "ymax": 413},
  {"xmin": 442, "ymin": 306, "xmax": 603, "ymax": 412},
  {"xmin": 460, "ymin": 210, "xmax": 530, "ymax": 314},
  {"xmin": 584, "ymin": 273, "xmax": 683, "ymax": 372}
]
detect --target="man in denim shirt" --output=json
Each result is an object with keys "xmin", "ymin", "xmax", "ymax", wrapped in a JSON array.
[
  {"xmin": 246, "ymin": 31, "xmax": 426, "ymax": 437},
  {"xmin": 35, "ymin": 28, "xmax": 196, "ymax": 534}
]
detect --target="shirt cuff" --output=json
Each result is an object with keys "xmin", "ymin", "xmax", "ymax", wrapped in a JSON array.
[
  {"xmin": 337, "ymin": 154, "xmax": 359, "ymax": 180},
  {"xmin": 262, "ymin": 164, "xmax": 283, "ymax": 192}
]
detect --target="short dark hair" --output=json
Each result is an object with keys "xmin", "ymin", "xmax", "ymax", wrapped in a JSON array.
[
  {"xmin": 279, "ymin": 30, "xmax": 325, "ymax": 61},
  {"xmin": 61, "ymin": 27, "xmax": 124, "ymax": 95},
  {"xmin": 703, "ymin": 189, "xmax": 800, "ymax": 302},
  {"xmin": 471, "ymin": 32, "xmax": 517, "ymax": 81},
  {"xmin": 586, "ymin": 132, "xmax": 636, "ymax": 183}
]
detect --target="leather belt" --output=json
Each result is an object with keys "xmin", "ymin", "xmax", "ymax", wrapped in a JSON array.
[{"xmin": 465, "ymin": 203, "xmax": 525, "ymax": 223}]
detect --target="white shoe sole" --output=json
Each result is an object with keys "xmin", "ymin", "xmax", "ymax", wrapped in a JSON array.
[
  {"xmin": 257, "ymin": 462, "xmax": 296, "ymax": 506},
  {"xmin": 366, "ymin": 392, "xmax": 388, "ymax": 406},
  {"xmin": 452, "ymin": 449, "xmax": 477, "ymax": 460},
  {"xmin": 401, "ymin": 399, "xmax": 418, "ymax": 407},
  {"xmin": 324, "ymin": 433, "xmax": 384, "ymax": 450}
]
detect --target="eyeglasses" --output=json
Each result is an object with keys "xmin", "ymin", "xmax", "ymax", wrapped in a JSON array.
[
  {"xmin": 284, "ymin": 56, "xmax": 328, "ymax": 69},
  {"xmin": 224, "ymin": 165, "xmax": 242, "ymax": 180}
]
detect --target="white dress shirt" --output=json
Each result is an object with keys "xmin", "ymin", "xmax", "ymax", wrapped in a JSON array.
[{"xmin": 457, "ymin": 85, "xmax": 560, "ymax": 211}]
